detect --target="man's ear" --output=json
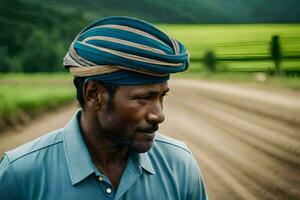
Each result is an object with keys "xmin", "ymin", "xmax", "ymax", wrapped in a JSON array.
[{"xmin": 83, "ymin": 81, "xmax": 104, "ymax": 111}]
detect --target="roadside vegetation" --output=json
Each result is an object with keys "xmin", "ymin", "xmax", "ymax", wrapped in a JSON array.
[{"xmin": 0, "ymin": 74, "xmax": 74, "ymax": 131}]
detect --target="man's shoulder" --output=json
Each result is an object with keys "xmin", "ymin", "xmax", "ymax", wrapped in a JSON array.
[
  {"xmin": 153, "ymin": 133, "xmax": 191, "ymax": 155},
  {"xmin": 4, "ymin": 128, "xmax": 64, "ymax": 164}
]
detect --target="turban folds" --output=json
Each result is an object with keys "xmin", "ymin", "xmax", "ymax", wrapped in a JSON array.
[{"xmin": 63, "ymin": 16, "xmax": 189, "ymax": 85}]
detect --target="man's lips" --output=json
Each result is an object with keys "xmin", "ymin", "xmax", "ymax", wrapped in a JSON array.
[{"xmin": 137, "ymin": 126, "xmax": 158, "ymax": 134}]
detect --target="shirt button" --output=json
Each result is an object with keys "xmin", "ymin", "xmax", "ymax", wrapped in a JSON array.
[
  {"xmin": 106, "ymin": 188, "xmax": 112, "ymax": 194},
  {"xmin": 98, "ymin": 176, "xmax": 103, "ymax": 181}
]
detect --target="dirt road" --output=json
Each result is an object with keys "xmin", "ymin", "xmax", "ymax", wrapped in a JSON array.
[{"xmin": 1, "ymin": 79, "xmax": 300, "ymax": 200}]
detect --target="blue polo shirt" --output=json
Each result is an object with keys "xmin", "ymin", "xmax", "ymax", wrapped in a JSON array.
[{"xmin": 0, "ymin": 111, "xmax": 208, "ymax": 200}]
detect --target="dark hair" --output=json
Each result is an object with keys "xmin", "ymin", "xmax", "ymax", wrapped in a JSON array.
[{"xmin": 73, "ymin": 77, "xmax": 119, "ymax": 109}]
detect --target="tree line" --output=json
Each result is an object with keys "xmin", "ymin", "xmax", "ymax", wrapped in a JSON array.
[{"xmin": 0, "ymin": 0, "xmax": 86, "ymax": 73}]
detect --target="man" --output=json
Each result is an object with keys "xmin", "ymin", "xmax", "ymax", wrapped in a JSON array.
[{"xmin": 0, "ymin": 16, "xmax": 208, "ymax": 199}]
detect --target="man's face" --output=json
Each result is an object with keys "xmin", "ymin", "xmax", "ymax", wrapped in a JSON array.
[{"xmin": 97, "ymin": 82, "xmax": 169, "ymax": 153}]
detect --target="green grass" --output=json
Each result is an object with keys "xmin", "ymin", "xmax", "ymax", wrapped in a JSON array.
[
  {"xmin": 159, "ymin": 24, "xmax": 300, "ymax": 57},
  {"xmin": 158, "ymin": 24, "xmax": 300, "ymax": 72},
  {"xmin": 0, "ymin": 73, "xmax": 75, "ymax": 130}
]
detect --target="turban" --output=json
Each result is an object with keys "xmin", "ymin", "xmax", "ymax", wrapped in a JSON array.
[{"xmin": 63, "ymin": 16, "xmax": 189, "ymax": 85}]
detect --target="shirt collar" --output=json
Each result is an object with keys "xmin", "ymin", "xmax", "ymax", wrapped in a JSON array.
[
  {"xmin": 63, "ymin": 110, "xmax": 95, "ymax": 185},
  {"xmin": 137, "ymin": 152, "xmax": 155, "ymax": 175}
]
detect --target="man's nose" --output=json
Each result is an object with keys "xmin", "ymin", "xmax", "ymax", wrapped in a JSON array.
[{"xmin": 146, "ymin": 103, "xmax": 165, "ymax": 124}]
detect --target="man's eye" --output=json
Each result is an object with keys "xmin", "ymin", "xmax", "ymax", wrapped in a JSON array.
[{"xmin": 137, "ymin": 96, "xmax": 151, "ymax": 100}]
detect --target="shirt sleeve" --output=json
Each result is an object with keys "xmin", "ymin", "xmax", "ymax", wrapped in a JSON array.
[
  {"xmin": 0, "ymin": 154, "xmax": 22, "ymax": 200},
  {"xmin": 187, "ymin": 154, "xmax": 209, "ymax": 200}
]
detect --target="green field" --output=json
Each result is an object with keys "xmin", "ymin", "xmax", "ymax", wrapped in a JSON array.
[
  {"xmin": 0, "ymin": 73, "xmax": 75, "ymax": 130},
  {"xmin": 159, "ymin": 24, "xmax": 300, "ymax": 72}
]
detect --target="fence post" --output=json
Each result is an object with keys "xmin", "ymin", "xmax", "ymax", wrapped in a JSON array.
[
  {"xmin": 270, "ymin": 35, "xmax": 282, "ymax": 76},
  {"xmin": 203, "ymin": 50, "xmax": 217, "ymax": 72}
]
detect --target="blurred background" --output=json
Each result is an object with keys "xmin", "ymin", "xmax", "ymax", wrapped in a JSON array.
[{"xmin": 0, "ymin": 0, "xmax": 299, "ymax": 199}]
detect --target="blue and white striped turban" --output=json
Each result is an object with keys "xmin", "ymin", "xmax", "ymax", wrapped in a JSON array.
[{"xmin": 63, "ymin": 16, "xmax": 189, "ymax": 85}]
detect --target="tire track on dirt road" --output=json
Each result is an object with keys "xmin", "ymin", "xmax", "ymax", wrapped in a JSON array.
[
  {"xmin": 175, "ymin": 93, "xmax": 300, "ymax": 164},
  {"xmin": 162, "ymin": 99, "xmax": 299, "ymax": 199}
]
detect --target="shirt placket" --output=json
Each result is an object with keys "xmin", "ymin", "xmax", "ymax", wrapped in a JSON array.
[{"xmin": 95, "ymin": 169, "xmax": 115, "ymax": 199}]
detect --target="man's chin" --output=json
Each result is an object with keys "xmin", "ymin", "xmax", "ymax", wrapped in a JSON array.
[{"xmin": 131, "ymin": 140, "xmax": 154, "ymax": 153}]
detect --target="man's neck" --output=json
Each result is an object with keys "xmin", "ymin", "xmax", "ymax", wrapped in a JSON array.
[{"xmin": 79, "ymin": 111, "xmax": 129, "ymax": 166}]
